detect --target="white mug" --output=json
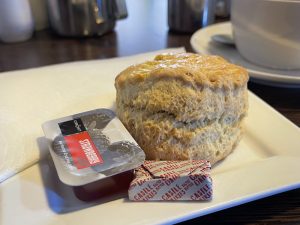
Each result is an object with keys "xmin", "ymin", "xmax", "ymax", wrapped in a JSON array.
[
  {"xmin": 231, "ymin": 0, "xmax": 300, "ymax": 70},
  {"xmin": 0, "ymin": 0, "xmax": 34, "ymax": 43}
]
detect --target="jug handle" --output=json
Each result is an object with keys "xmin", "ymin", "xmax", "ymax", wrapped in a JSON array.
[{"xmin": 112, "ymin": 0, "xmax": 128, "ymax": 19}]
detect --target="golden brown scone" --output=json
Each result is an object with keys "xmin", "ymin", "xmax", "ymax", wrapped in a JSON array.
[{"xmin": 115, "ymin": 53, "xmax": 249, "ymax": 165}]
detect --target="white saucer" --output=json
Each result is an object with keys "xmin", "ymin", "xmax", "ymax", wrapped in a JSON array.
[{"xmin": 190, "ymin": 22, "xmax": 300, "ymax": 88}]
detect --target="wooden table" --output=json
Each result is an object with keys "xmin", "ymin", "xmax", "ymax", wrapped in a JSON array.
[{"xmin": 1, "ymin": 0, "xmax": 300, "ymax": 224}]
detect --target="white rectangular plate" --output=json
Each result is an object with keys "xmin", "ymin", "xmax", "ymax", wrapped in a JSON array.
[
  {"xmin": 1, "ymin": 49, "xmax": 300, "ymax": 225},
  {"xmin": 2, "ymin": 92, "xmax": 300, "ymax": 225}
]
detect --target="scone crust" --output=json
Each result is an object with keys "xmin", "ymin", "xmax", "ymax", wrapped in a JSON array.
[
  {"xmin": 115, "ymin": 53, "xmax": 249, "ymax": 165},
  {"xmin": 115, "ymin": 53, "xmax": 248, "ymax": 90}
]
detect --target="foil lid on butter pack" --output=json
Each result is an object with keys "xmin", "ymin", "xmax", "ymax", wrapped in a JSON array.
[
  {"xmin": 128, "ymin": 160, "xmax": 212, "ymax": 201},
  {"xmin": 42, "ymin": 108, "xmax": 145, "ymax": 186}
]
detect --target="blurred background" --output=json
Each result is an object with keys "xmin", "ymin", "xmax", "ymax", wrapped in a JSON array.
[{"xmin": 0, "ymin": 0, "xmax": 230, "ymax": 72}]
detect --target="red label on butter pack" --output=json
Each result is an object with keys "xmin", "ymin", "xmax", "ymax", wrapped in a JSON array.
[{"xmin": 64, "ymin": 131, "xmax": 103, "ymax": 169}]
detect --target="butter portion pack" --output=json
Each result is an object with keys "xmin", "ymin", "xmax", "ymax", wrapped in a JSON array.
[{"xmin": 129, "ymin": 160, "xmax": 212, "ymax": 201}]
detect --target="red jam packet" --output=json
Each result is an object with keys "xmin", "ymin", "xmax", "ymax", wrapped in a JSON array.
[{"xmin": 128, "ymin": 160, "xmax": 212, "ymax": 201}]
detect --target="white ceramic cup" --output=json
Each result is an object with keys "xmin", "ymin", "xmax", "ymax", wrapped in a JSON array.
[{"xmin": 231, "ymin": 0, "xmax": 300, "ymax": 70}]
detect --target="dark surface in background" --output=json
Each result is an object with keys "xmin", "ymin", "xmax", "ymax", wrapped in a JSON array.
[{"xmin": 0, "ymin": 0, "xmax": 300, "ymax": 224}]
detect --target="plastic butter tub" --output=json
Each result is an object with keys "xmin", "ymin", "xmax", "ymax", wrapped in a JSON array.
[{"xmin": 42, "ymin": 108, "xmax": 145, "ymax": 200}]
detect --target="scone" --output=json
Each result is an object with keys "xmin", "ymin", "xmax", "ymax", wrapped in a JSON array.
[{"xmin": 115, "ymin": 53, "xmax": 249, "ymax": 165}]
